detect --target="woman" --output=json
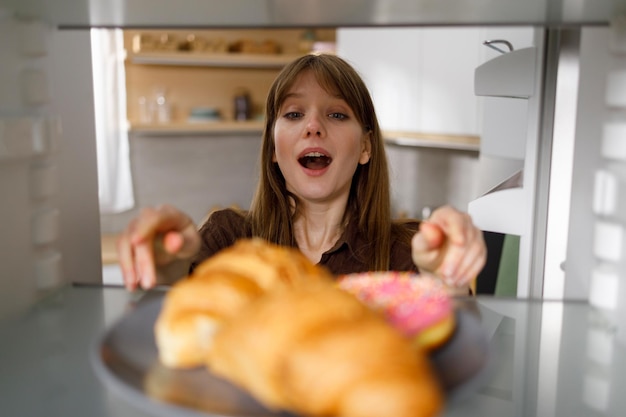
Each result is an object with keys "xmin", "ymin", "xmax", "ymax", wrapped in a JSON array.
[{"xmin": 118, "ymin": 54, "xmax": 485, "ymax": 293}]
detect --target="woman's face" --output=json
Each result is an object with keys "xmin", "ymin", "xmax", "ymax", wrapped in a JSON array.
[{"xmin": 273, "ymin": 71, "xmax": 371, "ymax": 206}]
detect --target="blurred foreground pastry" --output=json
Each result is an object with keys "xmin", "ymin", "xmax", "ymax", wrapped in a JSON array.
[
  {"xmin": 154, "ymin": 238, "xmax": 444, "ymax": 417},
  {"xmin": 154, "ymin": 238, "xmax": 332, "ymax": 368},
  {"xmin": 208, "ymin": 281, "xmax": 444, "ymax": 417},
  {"xmin": 338, "ymin": 271, "xmax": 456, "ymax": 350}
]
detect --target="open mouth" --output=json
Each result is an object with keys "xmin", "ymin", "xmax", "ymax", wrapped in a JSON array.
[{"xmin": 298, "ymin": 151, "xmax": 332, "ymax": 170}]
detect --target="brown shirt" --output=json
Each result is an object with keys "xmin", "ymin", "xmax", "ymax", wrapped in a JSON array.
[{"xmin": 190, "ymin": 209, "xmax": 420, "ymax": 277}]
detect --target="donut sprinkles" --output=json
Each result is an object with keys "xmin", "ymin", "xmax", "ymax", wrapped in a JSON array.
[{"xmin": 337, "ymin": 272, "xmax": 453, "ymax": 338}]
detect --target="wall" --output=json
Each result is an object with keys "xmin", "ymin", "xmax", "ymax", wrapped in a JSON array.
[
  {"xmin": 100, "ymin": 135, "xmax": 479, "ymax": 236},
  {"xmin": 386, "ymin": 144, "xmax": 479, "ymax": 218},
  {"xmin": 100, "ymin": 133, "xmax": 262, "ymax": 233}
]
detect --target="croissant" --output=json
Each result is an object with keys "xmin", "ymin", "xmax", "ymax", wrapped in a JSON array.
[
  {"xmin": 192, "ymin": 237, "xmax": 331, "ymax": 290},
  {"xmin": 154, "ymin": 270, "xmax": 264, "ymax": 368},
  {"xmin": 155, "ymin": 238, "xmax": 444, "ymax": 417},
  {"xmin": 154, "ymin": 238, "xmax": 332, "ymax": 368},
  {"xmin": 208, "ymin": 280, "xmax": 444, "ymax": 417}
]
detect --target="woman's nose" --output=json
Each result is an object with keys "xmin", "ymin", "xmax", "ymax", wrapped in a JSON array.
[{"xmin": 305, "ymin": 114, "xmax": 324, "ymax": 137}]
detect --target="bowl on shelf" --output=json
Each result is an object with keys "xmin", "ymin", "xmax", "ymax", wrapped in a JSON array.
[{"xmin": 187, "ymin": 107, "xmax": 221, "ymax": 123}]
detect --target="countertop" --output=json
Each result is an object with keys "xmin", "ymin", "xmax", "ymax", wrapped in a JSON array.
[{"xmin": 0, "ymin": 285, "xmax": 624, "ymax": 417}]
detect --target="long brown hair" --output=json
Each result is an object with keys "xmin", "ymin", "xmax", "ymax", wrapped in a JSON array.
[{"xmin": 248, "ymin": 54, "xmax": 395, "ymax": 270}]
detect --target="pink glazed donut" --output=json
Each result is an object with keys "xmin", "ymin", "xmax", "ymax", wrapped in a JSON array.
[{"xmin": 337, "ymin": 271, "xmax": 455, "ymax": 351}]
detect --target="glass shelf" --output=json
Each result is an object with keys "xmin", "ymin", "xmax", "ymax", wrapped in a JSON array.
[{"xmin": 3, "ymin": 0, "xmax": 623, "ymax": 29}]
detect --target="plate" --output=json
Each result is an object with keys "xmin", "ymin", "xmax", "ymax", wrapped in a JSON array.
[{"xmin": 91, "ymin": 292, "xmax": 493, "ymax": 417}]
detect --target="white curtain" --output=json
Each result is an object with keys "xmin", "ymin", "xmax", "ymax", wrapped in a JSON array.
[{"xmin": 91, "ymin": 28, "xmax": 134, "ymax": 213}]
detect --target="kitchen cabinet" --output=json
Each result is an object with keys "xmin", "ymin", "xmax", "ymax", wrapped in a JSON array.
[
  {"xmin": 337, "ymin": 26, "xmax": 535, "ymax": 139},
  {"xmin": 337, "ymin": 27, "xmax": 483, "ymax": 136}
]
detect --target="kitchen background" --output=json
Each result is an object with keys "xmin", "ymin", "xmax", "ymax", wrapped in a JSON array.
[
  {"xmin": 97, "ymin": 26, "xmax": 533, "ymax": 286},
  {"xmin": 0, "ymin": 11, "xmax": 539, "ymax": 317},
  {"xmin": 3, "ymin": 1, "xmax": 624, "ymax": 331}
]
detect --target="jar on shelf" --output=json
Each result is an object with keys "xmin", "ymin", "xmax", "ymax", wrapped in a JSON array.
[
  {"xmin": 137, "ymin": 95, "xmax": 154, "ymax": 123},
  {"xmin": 233, "ymin": 88, "xmax": 251, "ymax": 121},
  {"xmin": 153, "ymin": 87, "xmax": 171, "ymax": 123}
]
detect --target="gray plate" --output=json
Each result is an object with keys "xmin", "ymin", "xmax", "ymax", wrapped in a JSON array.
[{"xmin": 91, "ymin": 292, "xmax": 493, "ymax": 417}]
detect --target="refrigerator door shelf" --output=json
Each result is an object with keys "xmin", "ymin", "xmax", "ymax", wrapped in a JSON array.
[
  {"xmin": 469, "ymin": 170, "xmax": 526, "ymax": 236},
  {"xmin": 475, "ymin": 47, "xmax": 537, "ymax": 99}
]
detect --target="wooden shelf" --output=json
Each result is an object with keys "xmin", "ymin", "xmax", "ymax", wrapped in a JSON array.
[
  {"xmin": 128, "ymin": 120, "xmax": 265, "ymax": 135},
  {"xmin": 101, "ymin": 234, "xmax": 119, "ymax": 265},
  {"xmin": 383, "ymin": 130, "xmax": 480, "ymax": 151},
  {"xmin": 127, "ymin": 51, "xmax": 305, "ymax": 68},
  {"xmin": 128, "ymin": 123, "xmax": 480, "ymax": 151}
]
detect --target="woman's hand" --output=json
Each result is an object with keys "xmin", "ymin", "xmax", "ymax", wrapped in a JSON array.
[
  {"xmin": 411, "ymin": 205, "xmax": 486, "ymax": 289},
  {"xmin": 117, "ymin": 204, "xmax": 201, "ymax": 291}
]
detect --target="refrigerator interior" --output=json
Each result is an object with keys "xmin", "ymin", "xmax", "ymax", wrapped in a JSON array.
[{"xmin": 1, "ymin": 0, "xmax": 625, "ymax": 321}]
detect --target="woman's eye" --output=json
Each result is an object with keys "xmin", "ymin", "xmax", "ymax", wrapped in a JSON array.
[
  {"xmin": 329, "ymin": 112, "xmax": 347, "ymax": 120},
  {"xmin": 284, "ymin": 112, "xmax": 302, "ymax": 120}
]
